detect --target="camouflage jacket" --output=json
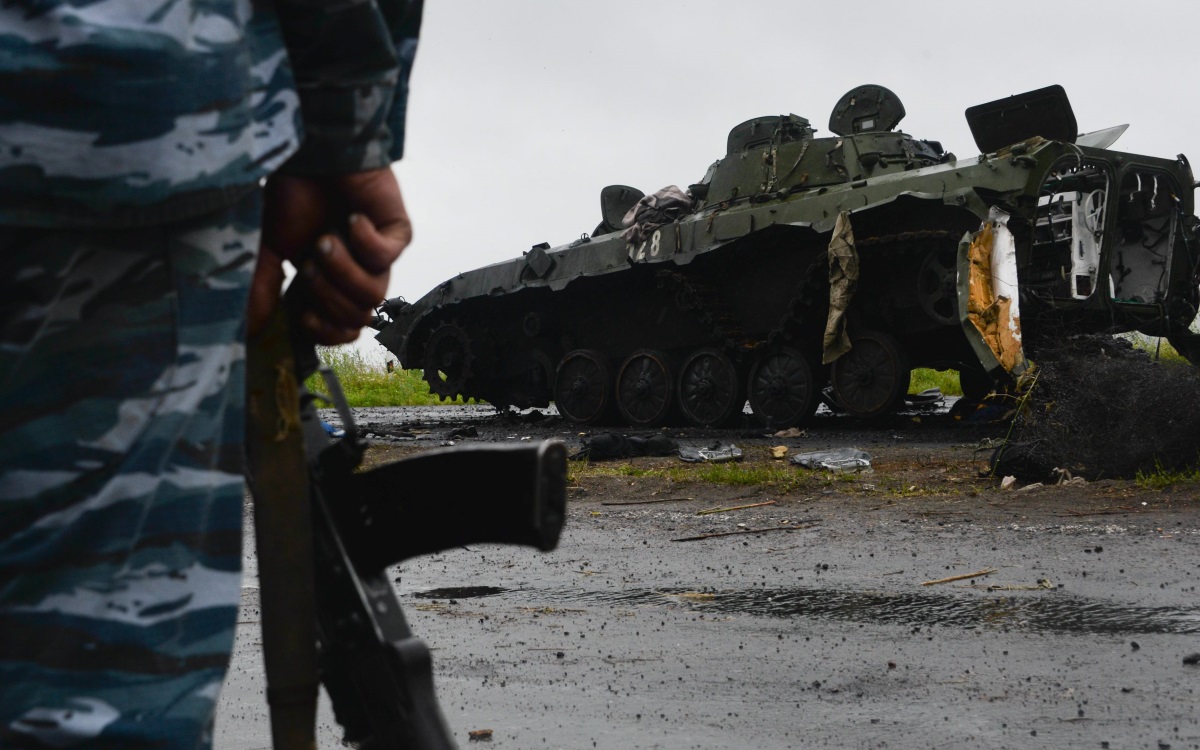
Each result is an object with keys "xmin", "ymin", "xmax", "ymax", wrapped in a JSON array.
[{"xmin": 0, "ymin": 0, "xmax": 422, "ymax": 228}]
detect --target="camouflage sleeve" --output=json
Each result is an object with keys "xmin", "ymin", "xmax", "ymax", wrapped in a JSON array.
[{"xmin": 274, "ymin": 0, "xmax": 423, "ymax": 175}]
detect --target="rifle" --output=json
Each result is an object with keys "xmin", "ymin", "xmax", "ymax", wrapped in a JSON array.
[{"xmin": 246, "ymin": 293, "xmax": 566, "ymax": 750}]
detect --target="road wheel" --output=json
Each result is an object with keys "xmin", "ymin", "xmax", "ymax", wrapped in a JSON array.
[
  {"xmin": 422, "ymin": 322, "xmax": 475, "ymax": 400},
  {"xmin": 615, "ymin": 349, "xmax": 675, "ymax": 427},
  {"xmin": 747, "ymin": 346, "xmax": 819, "ymax": 428},
  {"xmin": 830, "ymin": 331, "xmax": 911, "ymax": 418},
  {"xmin": 916, "ymin": 244, "xmax": 959, "ymax": 325},
  {"xmin": 677, "ymin": 348, "xmax": 744, "ymax": 427},
  {"xmin": 554, "ymin": 349, "xmax": 613, "ymax": 424}
]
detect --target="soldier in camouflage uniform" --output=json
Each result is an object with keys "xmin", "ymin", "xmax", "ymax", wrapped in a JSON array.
[{"xmin": 0, "ymin": 1, "xmax": 422, "ymax": 747}]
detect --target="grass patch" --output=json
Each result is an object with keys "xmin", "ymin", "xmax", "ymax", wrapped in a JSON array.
[
  {"xmin": 1135, "ymin": 459, "xmax": 1200, "ymax": 490},
  {"xmin": 909, "ymin": 368, "xmax": 962, "ymax": 396},
  {"xmin": 304, "ymin": 346, "xmax": 475, "ymax": 407},
  {"xmin": 571, "ymin": 456, "xmax": 822, "ymax": 493},
  {"xmin": 1125, "ymin": 334, "xmax": 1191, "ymax": 365}
]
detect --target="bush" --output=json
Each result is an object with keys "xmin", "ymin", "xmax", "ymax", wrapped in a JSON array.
[
  {"xmin": 909, "ymin": 368, "xmax": 962, "ymax": 396},
  {"xmin": 305, "ymin": 346, "xmax": 475, "ymax": 407}
]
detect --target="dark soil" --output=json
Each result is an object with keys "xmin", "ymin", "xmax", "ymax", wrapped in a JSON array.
[{"xmin": 343, "ymin": 401, "xmax": 1195, "ymax": 520}]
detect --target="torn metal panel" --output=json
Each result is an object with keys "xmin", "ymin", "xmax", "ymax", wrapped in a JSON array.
[
  {"xmin": 958, "ymin": 208, "xmax": 1026, "ymax": 376},
  {"xmin": 823, "ymin": 210, "xmax": 859, "ymax": 364},
  {"xmin": 965, "ymin": 85, "xmax": 1076, "ymax": 153}
]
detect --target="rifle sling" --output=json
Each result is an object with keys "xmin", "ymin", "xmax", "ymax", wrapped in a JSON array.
[{"xmin": 246, "ymin": 305, "xmax": 319, "ymax": 750}]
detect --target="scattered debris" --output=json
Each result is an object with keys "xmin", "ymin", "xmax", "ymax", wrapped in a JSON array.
[
  {"xmin": 1000, "ymin": 475, "xmax": 1017, "ymax": 491},
  {"xmin": 571, "ymin": 433, "xmax": 679, "ymax": 460},
  {"xmin": 904, "ymin": 388, "xmax": 945, "ymax": 408},
  {"xmin": 446, "ymin": 425, "xmax": 478, "ymax": 439},
  {"xmin": 362, "ymin": 425, "xmax": 419, "ymax": 440},
  {"xmin": 671, "ymin": 521, "xmax": 821, "ymax": 542},
  {"xmin": 772, "ymin": 427, "xmax": 806, "ymax": 438},
  {"xmin": 679, "ymin": 443, "xmax": 743, "ymax": 463},
  {"xmin": 950, "ymin": 393, "xmax": 1018, "ymax": 424},
  {"xmin": 921, "ymin": 568, "xmax": 998, "ymax": 586},
  {"xmin": 468, "ymin": 728, "xmax": 494, "ymax": 741},
  {"xmin": 1183, "ymin": 653, "xmax": 1200, "ymax": 666},
  {"xmin": 770, "ymin": 445, "xmax": 789, "ymax": 460},
  {"xmin": 1059, "ymin": 507, "xmax": 1141, "ymax": 517},
  {"xmin": 791, "ymin": 447, "xmax": 872, "ymax": 472},
  {"xmin": 1016, "ymin": 482, "xmax": 1044, "ymax": 492},
  {"xmin": 986, "ymin": 578, "xmax": 1054, "ymax": 591},
  {"xmin": 1052, "ymin": 467, "xmax": 1089, "ymax": 486},
  {"xmin": 600, "ymin": 497, "xmax": 694, "ymax": 506},
  {"xmin": 696, "ymin": 500, "xmax": 776, "ymax": 516}
]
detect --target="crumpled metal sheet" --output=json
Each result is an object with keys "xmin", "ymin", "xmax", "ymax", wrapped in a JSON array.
[
  {"xmin": 678, "ymin": 443, "xmax": 744, "ymax": 463},
  {"xmin": 790, "ymin": 447, "xmax": 872, "ymax": 472},
  {"xmin": 822, "ymin": 210, "xmax": 859, "ymax": 364}
]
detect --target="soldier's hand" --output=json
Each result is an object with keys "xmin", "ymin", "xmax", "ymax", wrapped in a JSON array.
[{"xmin": 250, "ymin": 168, "xmax": 412, "ymax": 344}]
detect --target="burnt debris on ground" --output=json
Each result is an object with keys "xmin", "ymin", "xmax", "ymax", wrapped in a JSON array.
[{"xmin": 994, "ymin": 336, "xmax": 1200, "ymax": 481}]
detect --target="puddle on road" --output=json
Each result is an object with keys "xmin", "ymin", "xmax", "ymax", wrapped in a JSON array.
[
  {"xmin": 533, "ymin": 586, "xmax": 1200, "ymax": 636},
  {"xmin": 413, "ymin": 586, "xmax": 509, "ymax": 600}
]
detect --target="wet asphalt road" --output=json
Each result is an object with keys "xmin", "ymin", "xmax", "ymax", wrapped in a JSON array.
[{"xmin": 216, "ymin": 406, "xmax": 1200, "ymax": 750}]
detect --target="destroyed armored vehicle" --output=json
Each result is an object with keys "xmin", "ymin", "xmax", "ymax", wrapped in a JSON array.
[{"xmin": 375, "ymin": 84, "xmax": 1200, "ymax": 427}]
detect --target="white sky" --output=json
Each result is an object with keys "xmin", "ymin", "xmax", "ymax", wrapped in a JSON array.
[{"xmin": 380, "ymin": 0, "xmax": 1200, "ymax": 323}]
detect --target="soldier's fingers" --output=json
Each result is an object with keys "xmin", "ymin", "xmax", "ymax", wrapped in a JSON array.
[
  {"xmin": 311, "ymin": 233, "xmax": 391, "ymax": 310},
  {"xmin": 300, "ymin": 258, "xmax": 377, "ymax": 329},
  {"xmin": 300, "ymin": 311, "xmax": 360, "ymax": 346},
  {"xmin": 345, "ymin": 211, "xmax": 409, "ymax": 276}
]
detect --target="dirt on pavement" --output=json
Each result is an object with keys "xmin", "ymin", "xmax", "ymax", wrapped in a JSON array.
[{"xmin": 217, "ymin": 404, "xmax": 1200, "ymax": 750}]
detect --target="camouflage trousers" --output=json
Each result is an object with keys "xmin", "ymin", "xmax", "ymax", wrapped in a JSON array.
[{"xmin": 0, "ymin": 193, "xmax": 262, "ymax": 749}]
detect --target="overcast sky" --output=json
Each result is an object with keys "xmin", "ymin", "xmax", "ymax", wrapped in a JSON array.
[{"xmin": 375, "ymin": 0, "xmax": 1200, "ymax": 335}]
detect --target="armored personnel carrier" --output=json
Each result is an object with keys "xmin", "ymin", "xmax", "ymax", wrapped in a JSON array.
[{"xmin": 374, "ymin": 84, "xmax": 1200, "ymax": 427}]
